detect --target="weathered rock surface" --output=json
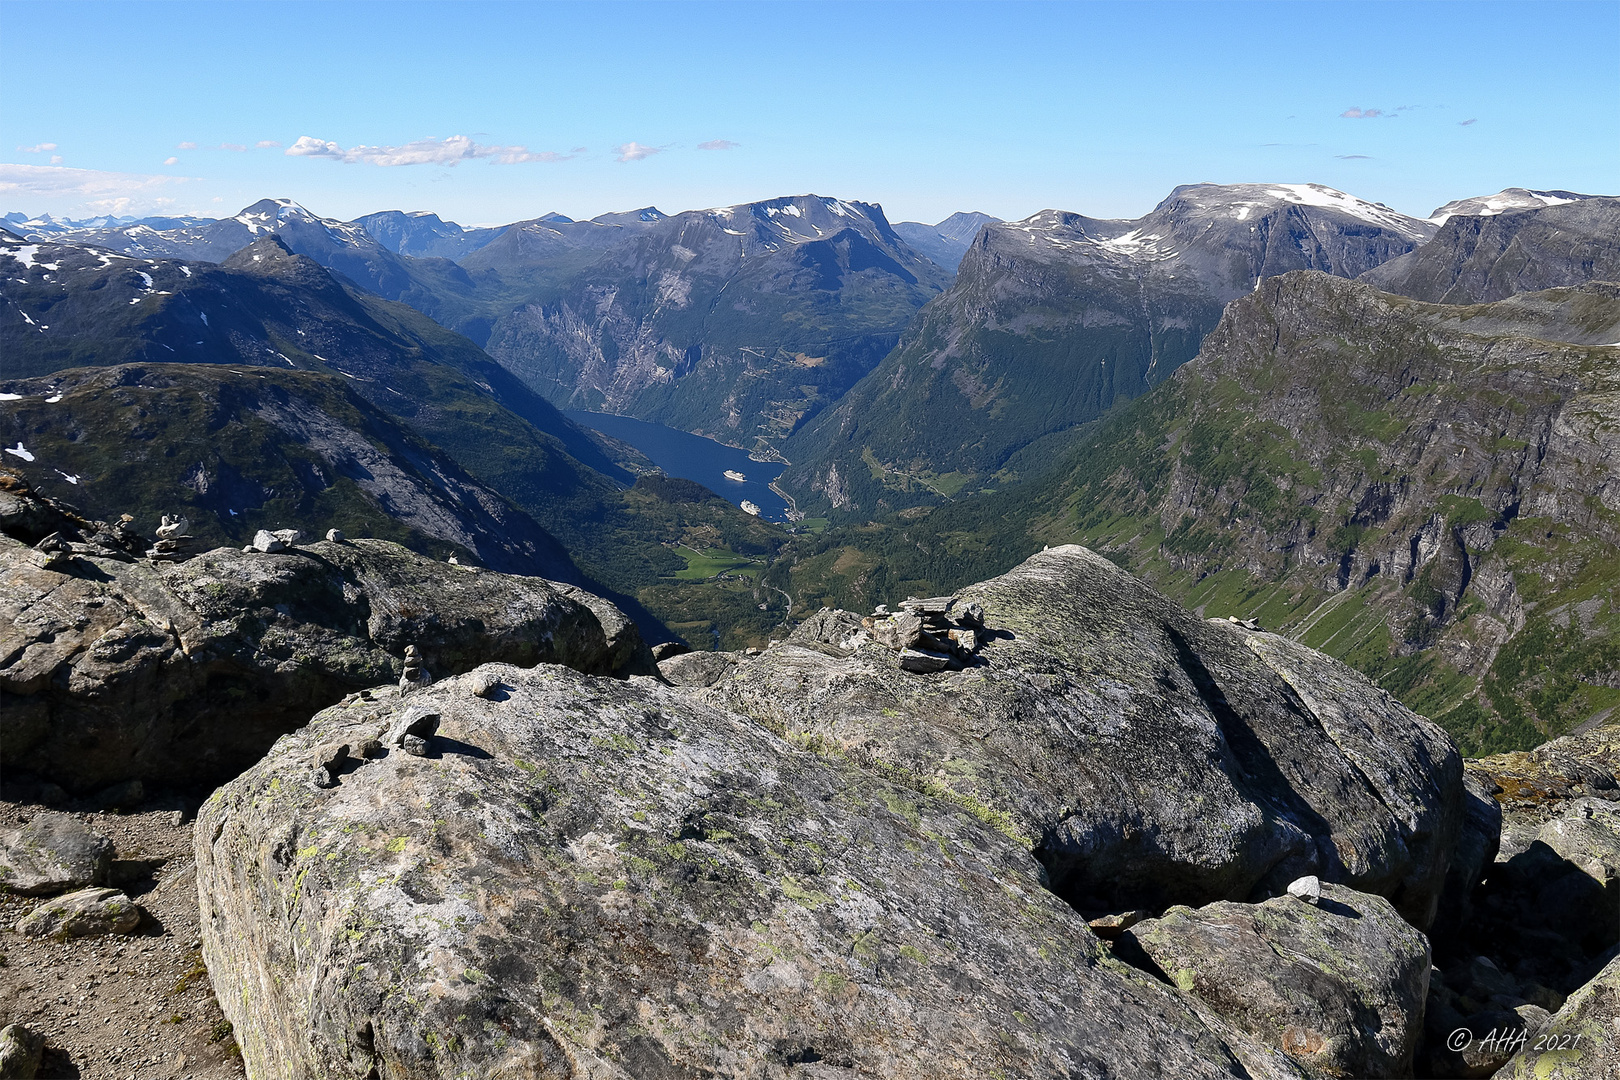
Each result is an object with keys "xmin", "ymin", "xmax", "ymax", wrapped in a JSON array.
[
  {"xmin": 0, "ymin": 1023, "xmax": 44, "ymax": 1079},
  {"xmin": 1123, "ymin": 882, "xmax": 1431, "ymax": 1078},
  {"xmin": 1, "ymin": 530, "xmax": 650, "ymax": 792},
  {"xmin": 0, "ymin": 812, "xmax": 112, "ymax": 895},
  {"xmin": 15, "ymin": 885, "xmax": 141, "ymax": 939},
  {"xmin": 551, "ymin": 580, "xmax": 657, "ymax": 677},
  {"xmin": 198, "ymin": 660, "xmax": 1310, "ymax": 1080},
  {"xmin": 657, "ymin": 647, "xmax": 742, "ymax": 687},
  {"xmin": 701, "ymin": 545, "xmax": 1464, "ymax": 926},
  {"xmin": 1502, "ymin": 950, "xmax": 1620, "ymax": 1079}
]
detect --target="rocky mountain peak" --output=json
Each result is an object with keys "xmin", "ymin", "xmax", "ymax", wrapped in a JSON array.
[
  {"xmin": 590, "ymin": 205, "xmax": 667, "ymax": 226},
  {"xmin": 1154, "ymin": 182, "xmax": 1437, "ymax": 242},
  {"xmin": 1428, "ymin": 187, "xmax": 1606, "ymax": 224}
]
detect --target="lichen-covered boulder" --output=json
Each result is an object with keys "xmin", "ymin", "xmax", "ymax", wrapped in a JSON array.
[
  {"xmin": 15, "ymin": 886, "xmax": 141, "ymax": 939},
  {"xmin": 197, "ymin": 663, "xmax": 1309, "ymax": 1080},
  {"xmin": 0, "ymin": 812, "xmax": 112, "ymax": 895},
  {"xmin": 700, "ymin": 546, "xmax": 1464, "ymax": 927},
  {"xmin": 0, "ymin": 1023, "xmax": 44, "ymax": 1079},
  {"xmin": 1, "ymin": 535, "xmax": 648, "ymax": 792},
  {"xmin": 1122, "ymin": 883, "xmax": 1431, "ymax": 1077},
  {"xmin": 1502, "ymin": 950, "xmax": 1620, "ymax": 1080}
]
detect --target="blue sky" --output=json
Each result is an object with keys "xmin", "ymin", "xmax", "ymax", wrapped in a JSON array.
[{"xmin": 2, "ymin": 0, "xmax": 1615, "ymax": 226}]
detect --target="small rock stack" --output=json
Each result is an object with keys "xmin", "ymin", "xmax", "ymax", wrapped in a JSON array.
[
  {"xmin": 399, "ymin": 645, "xmax": 431, "ymax": 694},
  {"xmin": 149, "ymin": 514, "xmax": 201, "ymax": 563},
  {"xmin": 863, "ymin": 595, "xmax": 987, "ymax": 674}
]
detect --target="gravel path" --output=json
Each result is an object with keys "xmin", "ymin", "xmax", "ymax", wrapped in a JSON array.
[{"xmin": 0, "ymin": 799, "xmax": 245, "ymax": 1080}]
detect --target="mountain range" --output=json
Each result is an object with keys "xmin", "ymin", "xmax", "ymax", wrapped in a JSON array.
[
  {"xmin": 6, "ymin": 180, "xmax": 1617, "ymax": 751},
  {"xmin": 776, "ymin": 183, "xmax": 1440, "ymax": 515}
]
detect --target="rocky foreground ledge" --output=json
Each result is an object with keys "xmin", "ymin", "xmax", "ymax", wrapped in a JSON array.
[
  {"xmin": 1, "ymin": 494, "xmax": 654, "ymax": 795},
  {"xmin": 194, "ymin": 545, "xmax": 1597, "ymax": 1080}
]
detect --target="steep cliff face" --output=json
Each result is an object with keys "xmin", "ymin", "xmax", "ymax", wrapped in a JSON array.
[
  {"xmin": 780, "ymin": 183, "xmax": 1433, "ymax": 515},
  {"xmin": 1362, "ymin": 197, "xmax": 1620, "ymax": 303},
  {"xmin": 482, "ymin": 195, "xmax": 949, "ymax": 453}
]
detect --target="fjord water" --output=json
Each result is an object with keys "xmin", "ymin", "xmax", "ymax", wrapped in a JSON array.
[{"xmin": 565, "ymin": 411, "xmax": 790, "ymax": 522}]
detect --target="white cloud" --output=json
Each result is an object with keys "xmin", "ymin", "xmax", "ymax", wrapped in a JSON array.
[
  {"xmin": 255, "ymin": 140, "xmax": 282, "ymax": 149},
  {"xmin": 285, "ymin": 133, "xmax": 571, "ymax": 166},
  {"xmin": 164, "ymin": 156, "xmax": 180, "ymax": 166},
  {"xmin": 698, "ymin": 139, "xmax": 740, "ymax": 151},
  {"xmin": 177, "ymin": 141, "xmax": 198, "ymax": 150},
  {"xmin": 17, "ymin": 142, "xmax": 58, "ymax": 154},
  {"xmin": 49, "ymin": 156, "xmax": 62, "ymax": 165},
  {"xmin": 0, "ymin": 163, "xmax": 195, "ymax": 215},
  {"xmin": 615, "ymin": 141, "xmax": 662, "ymax": 163},
  {"xmin": 220, "ymin": 142, "xmax": 247, "ymax": 152},
  {"xmin": 87, "ymin": 197, "xmax": 138, "ymax": 215},
  {"xmin": 1340, "ymin": 107, "xmax": 1393, "ymax": 119}
]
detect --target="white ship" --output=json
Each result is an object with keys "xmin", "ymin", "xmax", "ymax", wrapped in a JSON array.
[
  {"xmin": 740, "ymin": 500, "xmax": 762, "ymax": 516},
  {"xmin": 723, "ymin": 469, "xmax": 746, "ymax": 482}
]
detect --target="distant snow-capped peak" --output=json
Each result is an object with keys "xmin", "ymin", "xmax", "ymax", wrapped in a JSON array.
[{"xmin": 1428, "ymin": 188, "xmax": 1601, "ymax": 224}]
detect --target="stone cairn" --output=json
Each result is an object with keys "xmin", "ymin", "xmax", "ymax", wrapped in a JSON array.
[
  {"xmin": 399, "ymin": 645, "xmax": 432, "ymax": 694},
  {"xmin": 149, "ymin": 514, "xmax": 201, "ymax": 563},
  {"xmin": 862, "ymin": 595, "xmax": 988, "ymax": 674}
]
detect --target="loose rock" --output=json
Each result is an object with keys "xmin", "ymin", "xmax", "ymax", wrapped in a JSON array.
[
  {"xmin": 0, "ymin": 812, "xmax": 112, "ymax": 895},
  {"xmin": 897, "ymin": 647, "xmax": 952, "ymax": 673},
  {"xmin": 650, "ymin": 640, "xmax": 689, "ymax": 662},
  {"xmin": 656, "ymin": 649, "xmax": 740, "ymax": 687},
  {"xmin": 15, "ymin": 885, "xmax": 141, "ymax": 939},
  {"xmin": 1124, "ymin": 883, "xmax": 1431, "ymax": 1077},
  {"xmin": 386, "ymin": 706, "xmax": 440, "ymax": 749},
  {"xmin": 250, "ymin": 529, "xmax": 287, "ymax": 553},
  {"xmin": 1286, "ymin": 875, "xmax": 1322, "ymax": 904},
  {"xmin": 465, "ymin": 669, "xmax": 503, "ymax": 699}
]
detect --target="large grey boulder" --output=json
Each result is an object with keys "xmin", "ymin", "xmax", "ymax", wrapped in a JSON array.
[
  {"xmin": 1122, "ymin": 883, "xmax": 1431, "ymax": 1078},
  {"xmin": 700, "ymin": 546, "xmax": 1464, "ymax": 927},
  {"xmin": 197, "ymin": 661, "xmax": 1308, "ymax": 1080},
  {"xmin": 0, "ymin": 812, "xmax": 112, "ymax": 895},
  {"xmin": 1, "ymin": 534, "xmax": 649, "ymax": 792}
]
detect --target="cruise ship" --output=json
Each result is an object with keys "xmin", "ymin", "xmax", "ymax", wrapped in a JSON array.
[{"xmin": 723, "ymin": 469, "xmax": 746, "ymax": 482}]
